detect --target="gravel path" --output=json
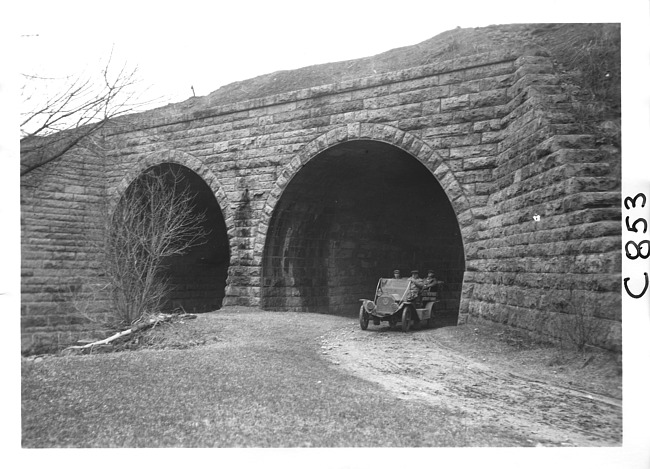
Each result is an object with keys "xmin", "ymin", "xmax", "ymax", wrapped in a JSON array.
[{"xmin": 320, "ymin": 322, "xmax": 621, "ymax": 446}]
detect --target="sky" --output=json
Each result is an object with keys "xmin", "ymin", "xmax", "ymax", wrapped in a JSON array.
[
  {"xmin": 11, "ymin": 0, "xmax": 642, "ymax": 111},
  {"xmin": 4, "ymin": 0, "xmax": 650, "ymax": 467}
]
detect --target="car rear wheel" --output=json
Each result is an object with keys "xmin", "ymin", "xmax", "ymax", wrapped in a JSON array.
[
  {"xmin": 359, "ymin": 306, "xmax": 369, "ymax": 330},
  {"xmin": 401, "ymin": 307, "xmax": 411, "ymax": 332}
]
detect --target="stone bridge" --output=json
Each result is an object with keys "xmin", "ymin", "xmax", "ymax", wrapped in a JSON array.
[{"xmin": 20, "ymin": 50, "xmax": 622, "ymax": 352}]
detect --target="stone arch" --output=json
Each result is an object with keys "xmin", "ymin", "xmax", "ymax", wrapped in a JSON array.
[
  {"xmin": 110, "ymin": 149, "xmax": 233, "ymax": 312},
  {"xmin": 257, "ymin": 123, "xmax": 476, "ymax": 322},
  {"xmin": 253, "ymin": 123, "xmax": 476, "ymax": 261},
  {"xmin": 111, "ymin": 149, "xmax": 233, "ymax": 225}
]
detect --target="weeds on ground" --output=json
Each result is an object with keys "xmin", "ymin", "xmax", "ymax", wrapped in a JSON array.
[
  {"xmin": 552, "ymin": 24, "xmax": 620, "ymax": 106},
  {"xmin": 495, "ymin": 327, "xmax": 538, "ymax": 350},
  {"xmin": 553, "ymin": 289, "xmax": 608, "ymax": 353},
  {"xmin": 551, "ymin": 24, "xmax": 621, "ymax": 145}
]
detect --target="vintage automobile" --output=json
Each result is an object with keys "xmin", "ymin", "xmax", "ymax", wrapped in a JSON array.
[{"xmin": 359, "ymin": 277, "xmax": 439, "ymax": 331}]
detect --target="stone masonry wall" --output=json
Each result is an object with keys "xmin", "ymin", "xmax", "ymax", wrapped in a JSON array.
[
  {"xmin": 21, "ymin": 142, "xmax": 114, "ymax": 352},
  {"xmin": 461, "ymin": 57, "xmax": 621, "ymax": 351},
  {"xmin": 20, "ymin": 50, "xmax": 621, "ymax": 352}
]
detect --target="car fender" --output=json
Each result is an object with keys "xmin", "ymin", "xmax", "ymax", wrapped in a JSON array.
[
  {"xmin": 395, "ymin": 301, "xmax": 411, "ymax": 315},
  {"xmin": 412, "ymin": 301, "xmax": 434, "ymax": 321},
  {"xmin": 359, "ymin": 299, "xmax": 376, "ymax": 314}
]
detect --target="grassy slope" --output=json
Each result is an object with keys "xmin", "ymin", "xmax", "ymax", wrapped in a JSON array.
[{"xmin": 22, "ymin": 310, "xmax": 536, "ymax": 447}]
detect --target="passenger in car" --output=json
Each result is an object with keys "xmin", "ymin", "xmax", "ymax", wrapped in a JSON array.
[
  {"xmin": 406, "ymin": 270, "xmax": 425, "ymax": 301},
  {"xmin": 423, "ymin": 270, "xmax": 444, "ymax": 290}
]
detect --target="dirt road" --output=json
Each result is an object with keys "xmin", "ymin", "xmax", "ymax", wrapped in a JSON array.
[{"xmin": 319, "ymin": 322, "xmax": 622, "ymax": 447}]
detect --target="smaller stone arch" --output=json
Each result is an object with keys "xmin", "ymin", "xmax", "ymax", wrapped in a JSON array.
[
  {"xmin": 111, "ymin": 149, "xmax": 233, "ymax": 226},
  {"xmin": 111, "ymin": 149, "xmax": 233, "ymax": 313},
  {"xmin": 253, "ymin": 123, "xmax": 477, "ymax": 261}
]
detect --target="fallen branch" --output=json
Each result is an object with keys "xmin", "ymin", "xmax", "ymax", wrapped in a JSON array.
[{"xmin": 63, "ymin": 313, "xmax": 197, "ymax": 353}]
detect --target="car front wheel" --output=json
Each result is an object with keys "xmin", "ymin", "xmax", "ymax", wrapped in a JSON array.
[
  {"xmin": 401, "ymin": 306, "xmax": 411, "ymax": 332},
  {"xmin": 359, "ymin": 306, "xmax": 369, "ymax": 330}
]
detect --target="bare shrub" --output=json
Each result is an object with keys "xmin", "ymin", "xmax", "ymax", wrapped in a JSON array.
[
  {"xmin": 67, "ymin": 281, "xmax": 111, "ymax": 325},
  {"xmin": 100, "ymin": 166, "xmax": 209, "ymax": 326}
]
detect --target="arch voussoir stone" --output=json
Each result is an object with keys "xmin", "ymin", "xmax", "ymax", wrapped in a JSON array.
[
  {"xmin": 346, "ymin": 122, "xmax": 362, "ymax": 139},
  {"xmin": 392, "ymin": 129, "xmax": 407, "ymax": 148},
  {"xmin": 327, "ymin": 126, "xmax": 349, "ymax": 146},
  {"xmin": 425, "ymin": 151, "xmax": 445, "ymax": 171},
  {"xmin": 451, "ymin": 193, "xmax": 471, "ymax": 213},
  {"xmin": 416, "ymin": 144, "xmax": 433, "ymax": 161},
  {"xmin": 371, "ymin": 124, "xmax": 397, "ymax": 143},
  {"xmin": 358, "ymin": 122, "xmax": 376, "ymax": 139}
]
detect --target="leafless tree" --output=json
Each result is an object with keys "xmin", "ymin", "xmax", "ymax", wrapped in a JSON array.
[
  {"xmin": 20, "ymin": 48, "xmax": 155, "ymax": 175},
  {"xmin": 99, "ymin": 166, "xmax": 209, "ymax": 326}
]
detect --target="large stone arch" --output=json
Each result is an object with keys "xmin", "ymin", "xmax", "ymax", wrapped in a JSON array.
[
  {"xmin": 111, "ymin": 149, "xmax": 233, "ymax": 312},
  {"xmin": 253, "ymin": 123, "xmax": 476, "ymax": 263},
  {"xmin": 256, "ymin": 123, "xmax": 477, "ymax": 322}
]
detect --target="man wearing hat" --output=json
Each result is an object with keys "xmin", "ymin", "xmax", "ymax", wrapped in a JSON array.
[
  {"xmin": 393, "ymin": 269, "xmax": 401, "ymax": 279},
  {"xmin": 406, "ymin": 269, "xmax": 425, "ymax": 302},
  {"xmin": 423, "ymin": 270, "xmax": 444, "ymax": 290}
]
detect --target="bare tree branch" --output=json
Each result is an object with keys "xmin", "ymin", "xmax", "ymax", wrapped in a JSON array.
[{"xmin": 20, "ymin": 49, "xmax": 159, "ymax": 176}]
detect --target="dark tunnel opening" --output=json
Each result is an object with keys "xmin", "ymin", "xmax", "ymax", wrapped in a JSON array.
[
  {"xmin": 261, "ymin": 140, "xmax": 465, "ymax": 323},
  {"xmin": 127, "ymin": 163, "xmax": 230, "ymax": 313}
]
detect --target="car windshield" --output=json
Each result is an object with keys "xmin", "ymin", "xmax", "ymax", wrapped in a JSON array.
[{"xmin": 378, "ymin": 278, "xmax": 410, "ymax": 297}]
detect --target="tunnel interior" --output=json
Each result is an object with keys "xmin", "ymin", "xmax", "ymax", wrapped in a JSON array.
[
  {"xmin": 128, "ymin": 163, "xmax": 230, "ymax": 313},
  {"xmin": 261, "ymin": 140, "xmax": 465, "ymax": 323}
]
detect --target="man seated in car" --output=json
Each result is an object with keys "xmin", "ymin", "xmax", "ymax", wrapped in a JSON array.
[
  {"xmin": 406, "ymin": 270, "xmax": 425, "ymax": 302},
  {"xmin": 423, "ymin": 270, "xmax": 444, "ymax": 290}
]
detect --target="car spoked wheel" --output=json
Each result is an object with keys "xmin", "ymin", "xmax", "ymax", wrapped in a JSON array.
[
  {"xmin": 359, "ymin": 306, "xmax": 369, "ymax": 330},
  {"xmin": 401, "ymin": 306, "xmax": 411, "ymax": 332}
]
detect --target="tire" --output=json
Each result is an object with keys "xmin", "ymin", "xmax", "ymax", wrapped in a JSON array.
[
  {"xmin": 401, "ymin": 306, "xmax": 411, "ymax": 332},
  {"xmin": 359, "ymin": 306, "xmax": 369, "ymax": 330},
  {"xmin": 427, "ymin": 316, "xmax": 435, "ymax": 328}
]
